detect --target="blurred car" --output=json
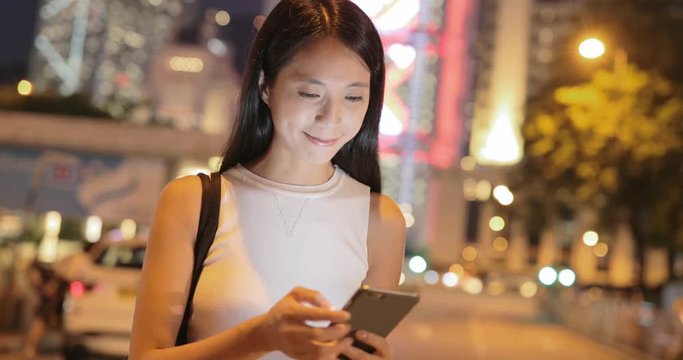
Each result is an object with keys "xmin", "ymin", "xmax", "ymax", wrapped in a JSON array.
[{"xmin": 61, "ymin": 239, "xmax": 145, "ymax": 359}]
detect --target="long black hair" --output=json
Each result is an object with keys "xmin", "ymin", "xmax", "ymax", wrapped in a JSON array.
[{"xmin": 218, "ymin": 0, "xmax": 385, "ymax": 193}]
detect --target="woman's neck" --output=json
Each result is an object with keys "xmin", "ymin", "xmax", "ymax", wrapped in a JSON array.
[{"xmin": 244, "ymin": 156, "xmax": 335, "ymax": 186}]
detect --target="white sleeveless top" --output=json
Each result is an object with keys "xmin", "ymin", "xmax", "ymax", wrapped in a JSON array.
[{"xmin": 188, "ymin": 164, "xmax": 371, "ymax": 359}]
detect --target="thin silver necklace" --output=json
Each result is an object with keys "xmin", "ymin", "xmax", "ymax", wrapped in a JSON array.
[{"xmin": 272, "ymin": 193, "xmax": 309, "ymax": 237}]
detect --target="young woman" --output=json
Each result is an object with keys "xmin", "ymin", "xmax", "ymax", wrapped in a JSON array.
[{"xmin": 129, "ymin": 1, "xmax": 406, "ymax": 359}]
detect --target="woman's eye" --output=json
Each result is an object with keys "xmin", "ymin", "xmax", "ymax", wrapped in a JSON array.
[
  {"xmin": 346, "ymin": 96, "xmax": 364, "ymax": 103},
  {"xmin": 298, "ymin": 91, "xmax": 320, "ymax": 99}
]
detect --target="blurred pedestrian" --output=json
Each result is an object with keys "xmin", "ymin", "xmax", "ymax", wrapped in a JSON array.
[
  {"xmin": 53, "ymin": 241, "xmax": 99, "ymax": 283},
  {"xmin": 19, "ymin": 241, "xmax": 98, "ymax": 358},
  {"xmin": 20, "ymin": 261, "xmax": 67, "ymax": 358},
  {"xmin": 129, "ymin": 1, "xmax": 406, "ymax": 359}
]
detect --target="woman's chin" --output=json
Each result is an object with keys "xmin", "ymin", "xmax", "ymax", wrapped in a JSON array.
[{"xmin": 298, "ymin": 152, "xmax": 338, "ymax": 165}]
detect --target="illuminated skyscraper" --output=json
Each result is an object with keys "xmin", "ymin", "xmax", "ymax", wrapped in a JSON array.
[
  {"xmin": 463, "ymin": 0, "xmax": 584, "ymax": 271},
  {"xmin": 147, "ymin": 9, "xmax": 240, "ymax": 133},
  {"xmin": 29, "ymin": 0, "xmax": 184, "ymax": 117},
  {"xmin": 469, "ymin": 0, "xmax": 583, "ymax": 165},
  {"xmin": 526, "ymin": 0, "xmax": 584, "ymax": 97}
]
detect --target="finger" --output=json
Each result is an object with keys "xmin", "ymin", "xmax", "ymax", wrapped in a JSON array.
[
  {"xmin": 312, "ymin": 337, "xmax": 354, "ymax": 359},
  {"xmin": 312, "ymin": 323, "xmax": 351, "ymax": 342},
  {"xmin": 289, "ymin": 303, "xmax": 350, "ymax": 322},
  {"xmin": 290, "ymin": 287, "xmax": 333, "ymax": 308},
  {"xmin": 341, "ymin": 343, "xmax": 375, "ymax": 360},
  {"xmin": 331, "ymin": 337, "xmax": 355, "ymax": 354},
  {"xmin": 355, "ymin": 331, "xmax": 392, "ymax": 358},
  {"xmin": 253, "ymin": 15, "xmax": 266, "ymax": 31}
]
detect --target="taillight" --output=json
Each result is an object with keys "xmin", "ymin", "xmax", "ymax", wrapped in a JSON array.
[
  {"xmin": 69, "ymin": 281, "xmax": 96, "ymax": 298},
  {"xmin": 70, "ymin": 281, "xmax": 85, "ymax": 298}
]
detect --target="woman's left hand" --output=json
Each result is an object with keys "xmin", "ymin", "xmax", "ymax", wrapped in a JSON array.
[{"xmin": 340, "ymin": 330, "xmax": 393, "ymax": 359}]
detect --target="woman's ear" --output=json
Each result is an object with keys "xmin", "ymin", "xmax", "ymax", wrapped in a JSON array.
[{"xmin": 259, "ymin": 71, "xmax": 270, "ymax": 106}]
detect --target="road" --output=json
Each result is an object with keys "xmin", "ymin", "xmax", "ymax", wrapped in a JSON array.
[
  {"xmin": 388, "ymin": 286, "xmax": 641, "ymax": 360},
  {"xmin": 1, "ymin": 286, "xmax": 643, "ymax": 359}
]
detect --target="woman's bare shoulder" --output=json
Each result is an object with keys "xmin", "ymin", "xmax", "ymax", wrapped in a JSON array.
[
  {"xmin": 154, "ymin": 173, "xmax": 234, "ymax": 240},
  {"xmin": 152, "ymin": 175, "xmax": 205, "ymax": 241},
  {"xmin": 160, "ymin": 175, "xmax": 202, "ymax": 204},
  {"xmin": 369, "ymin": 193, "xmax": 405, "ymax": 234}
]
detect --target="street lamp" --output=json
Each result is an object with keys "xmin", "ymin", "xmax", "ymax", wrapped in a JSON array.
[
  {"xmin": 17, "ymin": 79, "xmax": 33, "ymax": 96},
  {"xmin": 578, "ymin": 37, "xmax": 628, "ymax": 80},
  {"xmin": 578, "ymin": 38, "xmax": 605, "ymax": 59}
]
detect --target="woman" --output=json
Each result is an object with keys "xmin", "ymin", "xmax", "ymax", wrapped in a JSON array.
[{"xmin": 130, "ymin": 1, "xmax": 406, "ymax": 359}]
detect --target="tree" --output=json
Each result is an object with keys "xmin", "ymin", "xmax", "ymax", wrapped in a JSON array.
[{"xmin": 513, "ymin": 63, "xmax": 683, "ymax": 287}]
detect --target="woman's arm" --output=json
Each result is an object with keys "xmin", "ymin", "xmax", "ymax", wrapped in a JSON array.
[
  {"xmin": 363, "ymin": 193, "xmax": 407, "ymax": 290},
  {"xmin": 129, "ymin": 176, "xmax": 271, "ymax": 359}
]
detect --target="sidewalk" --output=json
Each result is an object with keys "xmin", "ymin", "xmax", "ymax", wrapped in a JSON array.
[{"xmin": 542, "ymin": 288, "xmax": 678, "ymax": 360}]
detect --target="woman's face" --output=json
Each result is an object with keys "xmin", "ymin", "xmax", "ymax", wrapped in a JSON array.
[{"xmin": 262, "ymin": 36, "xmax": 371, "ymax": 165}]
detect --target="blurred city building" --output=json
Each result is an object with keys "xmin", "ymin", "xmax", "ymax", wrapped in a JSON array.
[
  {"xmin": 437, "ymin": 0, "xmax": 587, "ymax": 276},
  {"xmin": 526, "ymin": 0, "xmax": 584, "ymax": 98},
  {"xmin": 28, "ymin": 0, "xmax": 186, "ymax": 118},
  {"xmin": 0, "ymin": 1, "xmax": 247, "ymax": 280},
  {"xmin": 147, "ymin": 9, "xmax": 240, "ymax": 133},
  {"xmin": 468, "ymin": 0, "xmax": 581, "ymax": 166}
]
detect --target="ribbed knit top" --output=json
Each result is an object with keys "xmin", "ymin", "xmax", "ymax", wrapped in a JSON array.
[{"xmin": 189, "ymin": 164, "xmax": 371, "ymax": 359}]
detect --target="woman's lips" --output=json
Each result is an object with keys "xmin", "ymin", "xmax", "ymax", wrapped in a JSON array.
[{"xmin": 305, "ymin": 133, "xmax": 339, "ymax": 147}]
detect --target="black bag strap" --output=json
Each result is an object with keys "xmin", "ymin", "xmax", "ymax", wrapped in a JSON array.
[{"xmin": 175, "ymin": 172, "xmax": 222, "ymax": 346}]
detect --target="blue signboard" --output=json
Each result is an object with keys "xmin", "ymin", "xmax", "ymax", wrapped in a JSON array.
[{"xmin": 0, "ymin": 147, "xmax": 168, "ymax": 222}]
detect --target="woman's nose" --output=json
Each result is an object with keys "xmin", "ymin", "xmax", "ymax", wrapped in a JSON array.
[{"xmin": 316, "ymin": 98, "xmax": 342, "ymax": 125}]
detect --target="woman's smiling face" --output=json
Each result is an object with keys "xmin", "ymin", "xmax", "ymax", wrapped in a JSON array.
[{"xmin": 261, "ymin": 36, "xmax": 372, "ymax": 165}]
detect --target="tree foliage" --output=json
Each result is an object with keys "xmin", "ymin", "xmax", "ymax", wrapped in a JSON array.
[{"xmin": 514, "ymin": 64, "xmax": 683, "ymax": 251}]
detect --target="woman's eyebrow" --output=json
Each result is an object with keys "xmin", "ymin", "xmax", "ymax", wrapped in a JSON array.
[
  {"xmin": 347, "ymin": 82, "xmax": 369, "ymax": 88},
  {"xmin": 291, "ymin": 74, "xmax": 369, "ymax": 88}
]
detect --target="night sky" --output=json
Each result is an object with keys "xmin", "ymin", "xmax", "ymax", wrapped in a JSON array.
[
  {"xmin": 0, "ymin": 0, "xmax": 264, "ymax": 84},
  {"xmin": 0, "ymin": 1, "xmax": 40, "ymax": 68}
]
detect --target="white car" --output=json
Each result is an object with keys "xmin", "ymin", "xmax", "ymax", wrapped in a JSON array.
[{"xmin": 61, "ymin": 240, "xmax": 145, "ymax": 359}]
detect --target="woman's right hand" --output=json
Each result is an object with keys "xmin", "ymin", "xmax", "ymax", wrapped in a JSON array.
[{"xmin": 259, "ymin": 287, "xmax": 353, "ymax": 359}]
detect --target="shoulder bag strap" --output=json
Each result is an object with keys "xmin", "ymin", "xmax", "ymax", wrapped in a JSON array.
[{"xmin": 175, "ymin": 172, "xmax": 222, "ymax": 345}]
